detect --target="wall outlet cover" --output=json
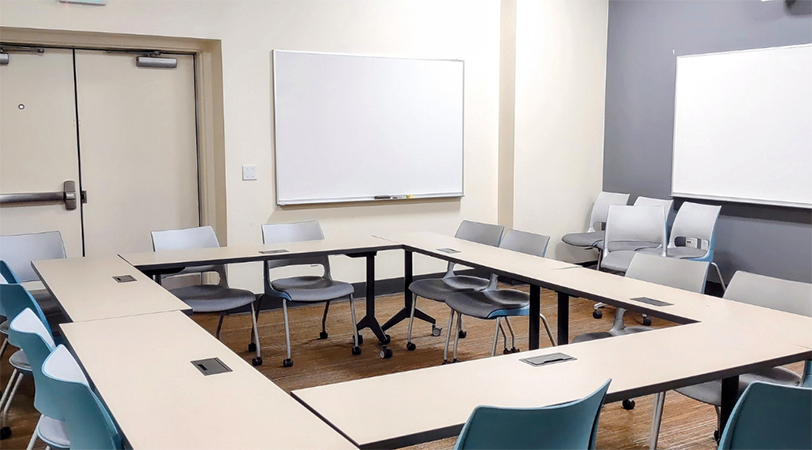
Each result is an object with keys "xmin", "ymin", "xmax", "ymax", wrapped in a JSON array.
[{"xmin": 242, "ymin": 165, "xmax": 258, "ymax": 181}]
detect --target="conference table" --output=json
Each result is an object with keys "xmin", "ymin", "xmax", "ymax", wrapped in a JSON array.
[{"xmin": 29, "ymin": 231, "xmax": 812, "ymax": 450}]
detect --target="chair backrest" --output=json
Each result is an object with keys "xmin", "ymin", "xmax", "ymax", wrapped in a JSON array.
[
  {"xmin": 0, "ymin": 231, "xmax": 66, "ymax": 282},
  {"xmin": 588, "ymin": 192, "xmax": 630, "ymax": 232},
  {"xmin": 0, "ymin": 283, "xmax": 53, "ymax": 336},
  {"xmin": 633, "ymin": 196, "xmax": 674, "ymax": 213},
  {"xmin": 625, "ymin": 253, "xmax": 709, "ymax": 293},
  {"xmin": 445, "ymin": 221, "xmax": 504, "ymax": 277},
  {"xmin": 454, "ymin": 379, "xmax": 611, "ymax": 450},
  {"xmin": 603, "ymin": 205, "xmax": 667, "ymax": 255},
  {"xmin": 261, "ymin": 221, "xmax": 330, "ymax": 276},
  {"xmin": 668, "ymin": 202, "xmax": 722, "ymax": 251},
  {"xmin": 499, "ymin": 229, "xmax": 550, "ymax": 258},
  {"xmin": 9, "ymin": 309, "xmax": 59, "ymax": 419},
  {"xmin": 43, "ymin": 345, "xmax": 122, "ymax": 450},
  {"xmin": 151, "ymin": 226, "xmax": 227, "ymax": 284},
  {"xmin": 0, "ymin": 260, "xmax": 20, "ymax": 284},
  {"xmin": 718, "ymin": 382, "xmax": 812, "ymax": 450},
  {"xmin": 724, "ymin": 271, "xmax": 812, "ymax": 318}
]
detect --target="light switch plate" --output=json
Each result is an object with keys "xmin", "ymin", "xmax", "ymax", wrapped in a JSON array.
[{"xmin": 242, "ymin": 165, "xmax": 258, "ymax": 181}]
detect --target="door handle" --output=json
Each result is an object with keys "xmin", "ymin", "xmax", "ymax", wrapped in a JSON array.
[{"xmin": 0, "ymin": 180, "xmax": 87, "ymax": 211}]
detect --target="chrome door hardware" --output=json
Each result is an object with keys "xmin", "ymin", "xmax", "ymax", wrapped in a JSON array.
[{"xmin": 0, "ymin": 180, "xmax": 87, "ymax": 210}]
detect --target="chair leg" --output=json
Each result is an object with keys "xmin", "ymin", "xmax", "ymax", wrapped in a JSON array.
[
  {"xmin": 0, "ymin": 368, "xmax": 19, "ymax": 420},
  {"xmin": 649, "ymin": 392, "xmax": 666, "ymax": 450},
  {"xmin": 249, "ymin": 295, "xmax": 263, "ymax": 346},
  {"xmin": 610, "ymin": 307, "xmax": 627, "ymax": 332},
  {"xmin": 491, "ymin": 318, "xmax": 501, "ymax": 357},
  {"xmin": 250, "ymin": 302, "xmax": 261, "ymax": 360},
  {"xmin": 215, "ymin": 312, "xmax": 225, "ymax": 340},
  {"xmin": 443, "ymin": 310, "xmax": 455, "ymax": 362},
  {"xmin": 711, "ymin": 262, "xmax": 727, "ymax": 292},
  {"xmin": 282, "ymin": 299, "xmax": 292, "ymax": 363},
  {"xmin": 540, "ymin": 313, "xmax": 557, "ymax": 346},
  {"xmin": 25, "ymin": 418, "xmax": 39, "ymax": 450},
  {"xmin": 1, "ymin": 370, "xmax": 22, "ymax": 427},
  {"xmin": 498, "ymin": 320, "xmax": 509, "ymax": 353},
  {"xmin": 349, "ymin": 296, "xmax": 360, "ymax": 350},
  {"xmin": 321, "ymin": 301, "xmax": 331, "ymax": 337},
  {"xmin": 0, "ymin": 337, "xmax": 7, "ymax": 362},
  {"xmin": 714, "ymin": 406, "xmax": 721, "ymax": 441},
  {"xmin": 452, "ymin": 311, "xmax": 462, "ymax": 362},
  {"xmin": 504, "ymin": 317, "xmax": 517, "ymax": 350},
  {"xmin": 406, "ymin": 293, "xmax": 418, "ymax": 345}
]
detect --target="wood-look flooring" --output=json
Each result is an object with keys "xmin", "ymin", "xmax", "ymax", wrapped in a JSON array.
[{"xmin": 1, "ymin": 285, "xmax": 803, "ymax": 449}]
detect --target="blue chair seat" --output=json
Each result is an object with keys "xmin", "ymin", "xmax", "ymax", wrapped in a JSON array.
[
  {"xmin": 271, "ymin": 276, "xmax": 354, "ymax": 302},
  {"xmin": 37, "ymin": 415, "xmax": 70, "ymax": 449},
  {"xmin": 562, "ymin": 231, "xmax": 604, "ymax": 248},
  {"xmin": 571, "ymin": 326, "xmax": 651, "ymax": 343},
  {"xmin": 169, "ymin": 285, "xmax": 256, "ymax": 313},
  {"xmin": 446, "ymin": 290, "xmax": 529, "ymax": 319},
  {"xmin": 409, "ymin": 276, "xmax": 490, "ymax": 302},
  {"xmin": 677, "ymin": 367, "xmax": 801, "ymax": 406}
]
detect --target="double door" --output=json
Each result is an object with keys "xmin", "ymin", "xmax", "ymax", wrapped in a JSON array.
[{"xmin": 0, "ymin": 48, "xmax": 200, "ymax": 257}]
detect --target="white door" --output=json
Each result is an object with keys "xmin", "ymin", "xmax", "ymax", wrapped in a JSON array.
[
  {"xmin": 0, "ymin": 48, "xmax": 84, "ymax": 257},
  {"xmin": 74, "ymin": 50, "xmax": 199, "ymax": 255}
]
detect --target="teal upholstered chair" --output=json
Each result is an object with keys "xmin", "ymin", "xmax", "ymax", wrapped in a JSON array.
[
  {"xmin": 718, "ymin": 382, "xmax": 812, "ymax": 450},
  {"xmin": 454, "ymin": 379, "xmax": 611, "ymax": 450},
  {"xmin": 43, "ymin": 345, "xmax": 122, "ymax": 450}
]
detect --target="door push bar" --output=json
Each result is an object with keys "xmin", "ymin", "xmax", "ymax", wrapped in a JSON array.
[{"xmin": 0, "ymin": 180, "xmax": 87, "ymax": 211}]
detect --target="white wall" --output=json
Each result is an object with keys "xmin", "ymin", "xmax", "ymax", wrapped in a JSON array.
[
  {"xmin": 512, "ymin": 0, "xmax": 608, "ymax": 263},
  {"xmin": 0, "ymin": 0, "xmax": 502, "ymax": 291}
]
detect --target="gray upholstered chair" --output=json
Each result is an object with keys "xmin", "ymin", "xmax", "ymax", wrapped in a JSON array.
[
  {"xmin": 444, "ymin": 229, "xmax": 555, "ymax": 363},
  {"xmin": 261, "ymin": 220, "xmax": 359, "ymax": 368},
  {"xmin": 151, "ymin": 226, "xmax": 262, "ymax": 366},
  {"xmin": 639, "ymin": 202, "xmax": 726, "ymax": 290},
  {"xmin": 562, "ymin": 191, "xmax": 630, "ymax": 249},
  {"xmin": 649, "ymin": 271, "xmax": 812, "ymax": 449},
  {"xmin": 405, "ymin": 220, "xmax": 504, "ymax": 352}
]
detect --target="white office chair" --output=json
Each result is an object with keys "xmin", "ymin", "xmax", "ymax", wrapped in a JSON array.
[
  {"xmin": 649, "ymin": 271, "xmax": 812, "ymax": 449},
  {"xmin": 151, "ymin": 226, "xmax": 263, "ymax": 366},
  {"xmin": 562, "ymin": 191, "xmax": 630, "ymax": 250},
  {"xmin": 639, "ymin": 202, "xmax": 726, "ymax": 290},
  {"xmin": 261, "ymin": 220, "xmax": 360, "ymax": 368},
  {"xmin": 599, "ymin": 205, "xmax": 667, "ymax": 273},
  {"xmin": 405, "ymin": 220, "xmax": 504, "ymax": 353}
]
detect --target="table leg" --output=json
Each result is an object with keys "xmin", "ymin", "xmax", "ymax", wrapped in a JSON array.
[
  {"xmin": 557, "ymin": 292, "xmax": 569, "ymax": 345},
  {"xmin": 382, "ymin": 250, "xmax": 436, "ymax": 331},
  {"xmin": 719, "ymin": 375, "xmax": 739, "ymax": 436},
  {"xmin": 529, "ymin": 285, "xmax": 541, "ymax": 350},
  {"xmin": 354, "ymin": 253, "xmax": 389, "ymax": 344}
]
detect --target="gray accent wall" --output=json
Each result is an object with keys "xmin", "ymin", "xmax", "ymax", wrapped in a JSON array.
[{"xmin": 604, "ymin": 0, "xmax": 812, "ymax": 283}]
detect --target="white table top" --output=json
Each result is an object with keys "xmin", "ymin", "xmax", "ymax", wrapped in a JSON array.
[
  {"xmin": 121, "ymin": 235, "xmax": 401, "ymax": 270},
  {"xmin": 32, "ymin": 256, "xmax": 191, "ymax": 322},
  {"xmin": 61, "ymin": 311, "xmax": 356, "ymax": 450}
]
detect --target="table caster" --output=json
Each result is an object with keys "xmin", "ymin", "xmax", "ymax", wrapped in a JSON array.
[
  {"xmin": 622, "ymin": 399, "xmax": 635, "ymax": 410},
  {"xmin": 431, "ymin": 325, "xmax": 442, "ymax": 336},
  {"xmin": 643, "ymin": 317, "xmax": 652, "ymax": 326},
  {"xmin": 593, "ymin": 309, "xmax": 603, "ymax": 319}
]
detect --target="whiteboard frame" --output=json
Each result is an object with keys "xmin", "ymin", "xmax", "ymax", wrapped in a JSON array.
[
  {"xmin": 670, "ymin": 44, "xmax": 812, "ymax": 210},
  {"xmin": 271, "ymin": 50, "xmax": 465, "ymax": 207}
]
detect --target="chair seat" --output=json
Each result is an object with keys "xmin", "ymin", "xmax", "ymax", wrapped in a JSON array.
[
  {"xmin": 562, "ymin": 231, "xmax": 604, "ymax": 248},
  {"xmin": 571, "ymin": 326, "xmax": 652, "ymax": 343},
  {"xmin": 446, "ymin": 289, "xmax": 529, "ymax": 319},
  {"xmin": 10, "ymin": 349, "xmax": 31, "ymax": 372},
  {"xmin": 271, "ymin": 276, "xmax": 354, "ymax": 302},
  {"xmin": 0, "ymin": 319, "xmax": 7, "ymax": 336},
  {"xmin": 599, "ymin": 250, "xmax": 637, "ymax": 272},
  {"xmin": 676, "ymin": 366, "xmax": 802, "ymax": 406},
  {"xmin": 638, "ymin": 246, "xmax": 708, "ymax": 259},
  {"xmin": 169, "ymin": 285, "xmax": 257, "ymax": 313},
  {"xmin": 597, "ymin": 240, "xmax": 662, "ymax": 251},
  {"xmin": 409, "ymin": 275, "xmax": 490, "ymax": 302},
  {"xmin": 37, "ymin": 415, "xmax": 70, "ymax": 449}
]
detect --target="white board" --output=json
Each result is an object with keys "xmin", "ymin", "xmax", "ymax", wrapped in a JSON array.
[
  {"xmin": 672, "ymin": 44, "xmax": 812, "ymax": 209},
  {"xmin": 273, "ymin": 51, "xmax": 464, "ymax": 206}
]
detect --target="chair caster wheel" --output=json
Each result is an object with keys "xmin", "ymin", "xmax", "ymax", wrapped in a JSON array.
[
  {"xmin": 252, "ymin": 357, "xmax": 263, "ymax": 366},
  {"xmin": 431, "ymin": 325, "xmax": 442, "ymax": 337},
  {"xmin": 458, "ymin": 330, "xmax": 467, "ymax": 339},
  {"xmin": 356, "ymin": 334, "xmax": 364, "ymax": 345},
  {"xmin": 379, "ymin": 347, "xmax": 393, "ymax": 359},
  {"xmin": 248, "ymin": 342, "xmax": 257, "ymax": 352},
  {"xmin": 503, "ymin": 348, "xmax": 511, "ymax": 355},
  {"xmin": 383, "ymin": 334, "xmax": 391, "ymax": 345},
  {"xmin": 622, "ymin": 399, "xmax": 635, "ymax": 410},
  {"xmin": 352, "ymin": 346, "xmax": 361, "ymax": 356},
  {"xmin": 282, "ymin": 358, "xmax": 293, "ymax": 368},
  {"xmin": 714, "ymin": 429, "xmax": 720, "ymax": 442},
  {"xmin": 593, "ymin": 309, "xmax": 603, "ymax": 319},
  {"xmin": 319, "ymin": 331, "xmax": 328, "ymax": 340},
  {"xmin": 0, "ymin": 426, "xmax": 11, "ymax": 440},
  {"xmin": 406, "ymin": 342, "xmax": 416, "ymax": 351},
  {"xmin": 643, "ymin": 317, "xmax": 652, "ymax": 326},
  {"xmin": 510, "ymin": 347, "xmax": 520, "ymax": 353}
]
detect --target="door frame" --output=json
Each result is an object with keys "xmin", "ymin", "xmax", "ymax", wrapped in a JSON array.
[{"xmin": 0, "ymin": 27, "xmax": 228, "ymax": 245}]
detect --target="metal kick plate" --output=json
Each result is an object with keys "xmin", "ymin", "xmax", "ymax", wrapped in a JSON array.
[
  {"xmin": 631, "ymin": 297, "xmax": 673, "ymax": 307},
  {"xmin": 520, "ymin": 352, "xmax": 576, "ymax": 367},
  {"xmin": 191, "ymin": 358, "xmax": 232, "ymax": 376}
]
